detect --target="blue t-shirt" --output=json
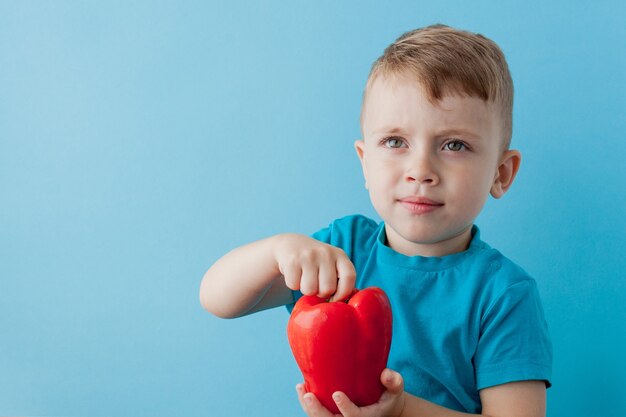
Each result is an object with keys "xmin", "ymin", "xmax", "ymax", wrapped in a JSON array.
[{"xmin": 287, "ymin": 215, "xmax": 552, "ymax": 413}]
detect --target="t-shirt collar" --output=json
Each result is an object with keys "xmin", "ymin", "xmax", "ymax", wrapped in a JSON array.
[{"xmin": 375, "ymin": 223, "xmax": 485, "ymax": 271}]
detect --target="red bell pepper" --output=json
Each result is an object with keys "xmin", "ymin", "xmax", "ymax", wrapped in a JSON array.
[{"xmin": 287, "ymin": 287, "xmax": 393, "ymax": 413}]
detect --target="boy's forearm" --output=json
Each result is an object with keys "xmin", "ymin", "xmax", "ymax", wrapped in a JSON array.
[
  {"xmin": 401, "ymin": 393, "xmax": 543, "ymax": 417},
  {"xmin": 400, "ymin": 393, "xmax": 479, "ymax": 417},
  {"xmin": 199, "ymin": 234, "xmax": 284, "ymax": 318}
]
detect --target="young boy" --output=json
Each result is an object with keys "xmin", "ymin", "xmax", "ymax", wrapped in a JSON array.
[{"xmin": 200, "ymin": 24, "xmax": 552, "ymax": 417}]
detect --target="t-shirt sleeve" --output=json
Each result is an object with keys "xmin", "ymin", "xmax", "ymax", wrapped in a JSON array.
[
  {"xmin": 474, "ymin": 279, "xmax": 553, "ymax": 390},
  {"xmin": 311, "ymin": 224, "xmax": 333, "ymax": 244}
]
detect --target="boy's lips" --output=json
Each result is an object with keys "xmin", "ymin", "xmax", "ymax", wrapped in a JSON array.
[{"xmin": 398, "ymin": 196, "xmax": 444, "ymax": 215}]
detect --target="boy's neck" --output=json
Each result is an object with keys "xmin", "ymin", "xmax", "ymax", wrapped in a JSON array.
[{"xmin": 384, "ymin": 226, "xmax": 473, "ymax": 257}]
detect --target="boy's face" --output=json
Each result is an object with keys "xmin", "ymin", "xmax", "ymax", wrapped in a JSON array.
[{"xmin": 356, "ymin": 74, "xmax": 518, "ymax": 257}]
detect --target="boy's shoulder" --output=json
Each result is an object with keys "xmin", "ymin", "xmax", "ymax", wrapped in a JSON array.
[
  {"xmin": 470, "ymin": 237, "xmax": 537, "ymax": 296},
  {"xmin": 313, "ymin": 214, "xmax": 380, "ymax": 238},
  {"xmin": 329, "ymin": 214, "xmax": 379, "ymax": 230},
  {"xmin": 311, "ymin": 214, "xmax": 381, "ymax": 258}
]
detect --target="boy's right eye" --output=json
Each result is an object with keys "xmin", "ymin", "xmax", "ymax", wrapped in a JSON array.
[{"xmin": 382, "ymin": 137, "xmax": 406, "ymax": 148}]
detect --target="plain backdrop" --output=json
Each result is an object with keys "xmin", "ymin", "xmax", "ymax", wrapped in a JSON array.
[{"xmin": 1, "ymin": 1, "xmax": 625, "ymax": 416}]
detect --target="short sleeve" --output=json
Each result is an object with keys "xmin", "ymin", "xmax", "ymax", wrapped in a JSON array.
[
  {"xmin": 474, "ymin": 280, "xmax": 553, "ymax": 390},
  {"xmin": 311, "ymin": 224, "xmax": 332, "ymax": 244}
]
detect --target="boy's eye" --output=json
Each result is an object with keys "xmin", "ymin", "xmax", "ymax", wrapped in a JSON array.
[
  {"xmin": 382, "ymin": 137, "xmax": 406, "ymax": 148},
  {"xmin": 443, "ymin": 140, "xmax": 467, "ymax": 152}
]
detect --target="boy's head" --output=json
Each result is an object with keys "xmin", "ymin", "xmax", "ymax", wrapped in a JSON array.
[
  {"xmin": 361, "ymin": 24, "xmax": 514, "ymax": 149},
  {"xmin": 355, "ymin": 25, "xmax": 521, "ymax": 257}
]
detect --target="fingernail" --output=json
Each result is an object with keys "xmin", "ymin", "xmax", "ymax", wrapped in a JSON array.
[
  {"xmin": 304, "ymin": 394, "xmax": 313, "ymax": 405},
  {"xmin": 333, "ymin": 392, "xmax": 341, "ymax": 402}
]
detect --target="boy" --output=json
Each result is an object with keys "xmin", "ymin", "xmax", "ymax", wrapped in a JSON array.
[{"xmin": 200, "ymin": 24, "xmax": 552, "ymax": 417}]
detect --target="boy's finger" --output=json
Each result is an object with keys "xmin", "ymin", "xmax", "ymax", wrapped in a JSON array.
[
  {"xmin": 296, "ymin": 384, "xmax": 308, "ymax": 409},
  {"xmin": 331, "ymin": 257, "xmax": 356, "ymax": 301},
  {"xmin": 333, "ymin": 391, "xmax": 359, "ymax": 417},
  {"xmin": 296, "ymin": 385, "xmax": 332, "ymax": 417},
  {"xmin": 296, "ymin": 384, "xmax": 314, "ymax": 413},
  {"xmin": 280, "ymin": 263, "xmax": 302, "ymax": 291},
  {"xmin": 381, "ymin": 368, "xmax": 404, "ymax": 394},
  {"xmin": 299, "ymin": 265, "xmax": 319, "ymax": 296},
  {"xmin": 317, "ymin": 260, "xmax": 336, "ymax": 298}
]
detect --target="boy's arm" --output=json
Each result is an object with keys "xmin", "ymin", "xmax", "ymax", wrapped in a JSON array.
[
  {"xmin": 199, "ymin": 233, "xmax": 356, "ymax": 318},
  {"xmin": 299, "ymin": 371, "xmax": 545, "ymax": 417},
  {"xmin": 479, "ymin": 381, "xmax": 546, "ymax": 417},
  {"xmin": 400, "ymin": 380, "xmax": 546, "ymax": 417},
  {"xmin": 199, "ymin": 235, "xmax": 291, "ymax": 318}
]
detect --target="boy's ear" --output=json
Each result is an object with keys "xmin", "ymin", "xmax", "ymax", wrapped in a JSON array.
[
  {"xmin": 354, "ymin": 139, "xmax": 368, "ymax": 189},
  {"xmin": 490, "ymin": 150, "xmax": 521, "ymax": 198}
]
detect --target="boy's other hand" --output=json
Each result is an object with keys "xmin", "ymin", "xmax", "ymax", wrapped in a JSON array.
[
  {"xmin": 296, "ymin": 368, "xmax": 406, "ymax": 417},
  {"xmin": 272, "ymin": 234, "xmax": 356, "ymax": 302}
]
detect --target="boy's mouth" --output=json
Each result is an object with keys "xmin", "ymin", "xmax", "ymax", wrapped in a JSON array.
[{"xmin": 398, "ymin": 196, "xmax": 444, "ymax": 215}]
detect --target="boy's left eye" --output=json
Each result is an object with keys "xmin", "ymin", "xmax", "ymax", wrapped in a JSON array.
[{"xmin": 443, "ymin": 140, "xmax": 467, "ymax": 151}]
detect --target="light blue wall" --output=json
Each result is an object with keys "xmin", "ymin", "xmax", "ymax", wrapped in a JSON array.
[{"xmin": 1, "ymin": 1, "xmax": 624, "ymax": 416}]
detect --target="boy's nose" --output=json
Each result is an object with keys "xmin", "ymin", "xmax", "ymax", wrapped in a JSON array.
[{"xmin": 405, "ymin": 155, "xmax": 439, "ymax": 185}]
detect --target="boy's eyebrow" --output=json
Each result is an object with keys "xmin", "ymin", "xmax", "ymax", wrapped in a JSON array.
[
  {"xmin": 436, "ymin": 128, "xmax": 481, "ymax": 140},
  {"xmin": 369, "ymin": 126, "xmax": 407, "ymax": 136},
  {"xmin": 369, "ymin": 126, "xmax": 482, "ymax": 140}
]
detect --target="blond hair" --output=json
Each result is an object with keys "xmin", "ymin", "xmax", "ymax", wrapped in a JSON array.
[{"xmin": 363, "ymin": 24, "xmax": 514, "ymax": 148}]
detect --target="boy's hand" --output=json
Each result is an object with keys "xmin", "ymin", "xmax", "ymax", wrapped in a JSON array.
[
  {"xmin": 296, "ymin": 368, "xmax": 406, "ymax": 417},
  {"xmin": 273, "ymin": 234, "xmax": 356, "ymax": 301}
]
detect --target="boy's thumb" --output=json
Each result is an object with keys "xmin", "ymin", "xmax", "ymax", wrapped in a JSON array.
[{"xmin": 381, "ymin": 368, "xmax": 404, "ymax": 393}]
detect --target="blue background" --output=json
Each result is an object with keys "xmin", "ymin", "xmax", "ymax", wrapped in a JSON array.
[{"xmin": 1, "ymin": 1, "xmax": 625, "ymax": 416}]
